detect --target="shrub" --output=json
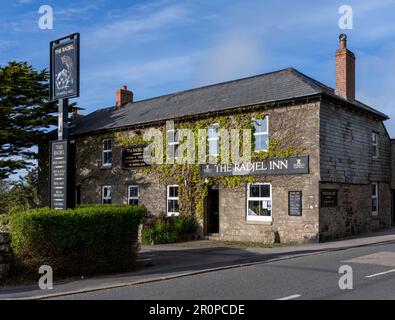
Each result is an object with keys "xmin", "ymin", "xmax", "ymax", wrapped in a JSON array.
[
  {"xmin": 10, "ymin": 205, "xmax": 145, "ymax": 276},
  {"xmin": 141, "ymin": 214, "xmax": 197, "ymax": 245},
  {"xmin": 0, "ymin": 214, "xmax": 10, "ymax": 232}
]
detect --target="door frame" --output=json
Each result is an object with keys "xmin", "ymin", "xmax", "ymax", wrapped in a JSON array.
[{"xmin": 205, "ymin": 186, "xmax": 219, "ymax": 235}]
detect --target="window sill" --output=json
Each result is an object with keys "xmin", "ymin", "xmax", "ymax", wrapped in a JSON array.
[
  {"xmin": 167, "ymin": 212, "xmax": 180, "ymax": 217},
  {"xmin": 245, "ymin": 219, "xmax": 273, "ymax": 225},
  {"xmin": 101, "ymin": 164, "xmax": 112, "ymax": 169}
]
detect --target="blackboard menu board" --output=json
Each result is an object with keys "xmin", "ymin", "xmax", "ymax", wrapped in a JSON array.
[
  {"xmin": 50, "ymin": 140, "xmax": 68, "ymax": 210},
  {"xmin": 122, "ymin": 145, "xmax": 150, "ymax": 169},
  {"xmin": 321, "ymin": 189, "xmax": 338, "ymax": 207},
  {"xmin": 288, "ymin": 191, "xmax": 302, "ymax": 216}
]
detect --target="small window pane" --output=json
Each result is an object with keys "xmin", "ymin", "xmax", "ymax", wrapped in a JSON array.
[
  {"xmin": 169, "ymin": 186, "xmax": 178, "ymax": 198},
  {"xmin": 249, "ymin": 185, "xmax": 261, "ymax": 198},
  {"xmin": 260, "ymin": 184, "xmax": 270, "ymax": 198},
  {"xmin": 253, "ymin": 118, "xmax": 268, "ymax": 133},
  {"xmin": 209, "ymin": 139, "xmax": 219, "ymax": 155},
  {"xmin": 129, "ymin": 186, "xmax": 138, "ymax": 197},
  {"xmin": 168, "ymin": 200, "xmax": 179, "ymax": 213},
  {"xmin": 371, "ymin": 184, "xmax": 377, "ymax": 196},
  {"xmin": 208, "ymin": 125, "xmax": 219, "ymax": 138},
  {"xmin": 372, "ymin": 198, "xmax": 377, "ymax": 212},
  {"xmin": 254, "ymin": 134, "xmax": 268, "ymax": 152}
]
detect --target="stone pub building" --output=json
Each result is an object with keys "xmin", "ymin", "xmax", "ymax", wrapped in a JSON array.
[{"xmin": 39, "ymin": 35, "xmax": 395, "ymax": 243}]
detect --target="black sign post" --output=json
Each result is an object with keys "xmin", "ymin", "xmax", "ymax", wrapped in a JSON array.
[{"xmin": 49, "ymin": 33, "xmax": 80, "ymax": 209}]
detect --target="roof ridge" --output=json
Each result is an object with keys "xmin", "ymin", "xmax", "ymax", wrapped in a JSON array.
[{"xmin": 288, "ymin": 68, "xmax": 334, "ymax": 93}]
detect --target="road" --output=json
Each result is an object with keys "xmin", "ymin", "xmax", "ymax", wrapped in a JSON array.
[{"xmin": 51, "ymin": 240, "xmax": 395, "ymax": 300}]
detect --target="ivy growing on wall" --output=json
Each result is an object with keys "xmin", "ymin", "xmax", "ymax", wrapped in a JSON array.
[{"xmin": 114, "ymin": 107, "xmax": 306, "ymax": 222}]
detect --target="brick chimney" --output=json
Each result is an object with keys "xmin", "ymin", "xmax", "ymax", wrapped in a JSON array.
[
  {"xmin": 115, "ymin": 85, "xmax": 133, "ymax": 107},
  {"xmin": 336, "ymin": 34, "xmax": 356, "ymax": 101}
]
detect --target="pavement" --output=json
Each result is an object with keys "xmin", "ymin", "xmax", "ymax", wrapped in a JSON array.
[{"xmin": 1, "ymin": 228, "xmax": 395, "ymax": 300}]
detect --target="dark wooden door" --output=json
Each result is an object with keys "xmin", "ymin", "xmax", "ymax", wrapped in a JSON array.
[{"xmin": 207, "ymin": 188, "xmax": 219, "ymax": 234}]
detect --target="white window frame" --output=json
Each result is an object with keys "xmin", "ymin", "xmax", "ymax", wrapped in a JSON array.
[
  {"xmin": 207, "ymin": 123, "xmax": 220, "ymax": 156},
  {"xmin": 246, "ymin": 183, "xmax": 272, "ymax": 222},
  {"xmin": 102, "ymin": 185, "xmax": 112, "ymax": 204},
  {"xmin": 128, "ymin": 185, "xmax": 139, "ymax": 205},
  {"xmin": 372, "ymin": 132, "xmax": 379, "ymax": 159},
  {"xmin": 252, "ymin": 116, "xmax": 269, "ymax": 152},
  {"xmin": 167, "ymin": 129, "xmax": 180, "ymax": 159},
  {"xmin": 372, "ymin": 182, "xmax": 379, "ymax": 216},
  {"xmin": 102, "ymin": 139, "xmax": 112, "ymax": 166},
  {"xmin": 167, "ymin": 185, "xmax": 180, "ymax": 216}
]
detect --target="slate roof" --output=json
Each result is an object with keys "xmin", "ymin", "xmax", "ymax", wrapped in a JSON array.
[{"xmin": 70, "ymin": 67, "xmax": 389, "ymax": 136}]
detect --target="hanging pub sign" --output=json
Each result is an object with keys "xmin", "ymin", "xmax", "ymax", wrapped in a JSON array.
[
  {"xmin": 50, "ymin": 33, "xmax": 80, "ymax": 101},
  {"xmin": 50, "ymin": 140, "xmax": 69, "ymax": 210},
  {"xmin": 200, "ymin": 156, "xmax": 309, "ymax": 177},
  {"xmin": 122, "ymin": 145, "xmax": 151, "ymax": 169}
]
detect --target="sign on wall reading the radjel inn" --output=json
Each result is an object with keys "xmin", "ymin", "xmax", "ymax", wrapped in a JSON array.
[
  {"xmin": 200, "ymin": 156, "xmax": 309, "ymax": 177},
  {"xmin": 50, "ymin": 33, "xmax": 80, "ymax": 101},
  {"xmin": 50, "ymin": 140, "xmax": 68, "ymax": 210}
]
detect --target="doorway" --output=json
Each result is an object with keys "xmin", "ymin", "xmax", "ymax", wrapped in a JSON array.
[{"xmin": 206, "ymin": 187, "xmax": 219, "ymax": 234}]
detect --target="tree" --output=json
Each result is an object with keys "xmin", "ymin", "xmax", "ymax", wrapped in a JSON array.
[
  {"xmin": 0, "ymin": 61, "xmax": 57, "ymax": 180},
  {"xmin": 0, "ymin": 167, "xmax": 39, "ymax": 215}
]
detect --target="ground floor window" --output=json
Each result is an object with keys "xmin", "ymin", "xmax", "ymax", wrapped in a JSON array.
[
  {"xmin": 102, "ymin": 185, "xmax": 112, "ymax": 204},
  {"xmin": 247, "ymin": 183, "xmax": 272, "ymax": 221},
  {"xmin": 372, "ymin": 182, "xmax": 378, "ymax": 216},
  {"xmin": 167, "ymin": 185, "xmax": 179, "ymax": 216},
  {"xmin": 128, "ymin": 185, "xmax": 139, "ymax": 205}
]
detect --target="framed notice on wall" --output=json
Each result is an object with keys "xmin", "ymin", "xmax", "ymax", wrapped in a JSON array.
[
  {"xmin": 320, "ymin": 189, "xmax": 338, "ymax": 207},
  {"xmin": 288, "ymin": 191, "xmax": 302, "ymax": 216}
]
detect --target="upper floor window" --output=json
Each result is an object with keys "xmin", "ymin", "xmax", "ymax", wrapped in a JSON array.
[
  {"xmin": 252, "ymin": 117, "xmax": 269, "ymax": 152},
  {"xmin": 372, "ymin": 132, "xmax": 379, "ymax": 158},
  {"xmin": 247, "ymin": 183, "xmax": 272, "ymax": 222},
  {"xmin": 103, "ymin": 139, "xmax": 112, "ymax": 166},
  {"xmin": 167, "ymin": 185, "xmax": 179, "ymax": 216},
  {"xmin": 128, "ymin": 185, "xmax": 139, "ymax": 205},
  {"xmin": 208, "ymin": 124, "xmax": 219, "ymax": 156},
  {"xmin": 371, "ymin": 182, "xmax": 378, "ymax": 216},
  {"xmin": 167, "ymin": 129, "xmax": 179, "ymax": 159},
  {"xmin": 102, "ymin": 185, "xmax": 112, "ymax": 204}
]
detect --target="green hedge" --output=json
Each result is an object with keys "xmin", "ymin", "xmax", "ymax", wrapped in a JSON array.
[
  {"xmin": 141, "ymin": 214, "xmax": 197, "ymax": 245},
  {"xmin": 10, "ymin": 205, "xmax": 145, "ymax": 275}
]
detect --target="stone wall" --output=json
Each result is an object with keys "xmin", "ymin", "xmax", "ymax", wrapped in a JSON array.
[
  {"xmin": 217, "ymin": 102, "xmax": 321, "ymax": 243},
  {"xmin": 319, "ymin": 182, "xmax": 391, "ymax": 241},
  {"xmin": 0, "ymin": 232, "xmax": 11, "ymax": 281}
]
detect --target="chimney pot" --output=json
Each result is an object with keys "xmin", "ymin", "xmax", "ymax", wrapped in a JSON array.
[
  {"xmin": 115, "ymin": 85, "xmax": 133, "ymax": 107},
  {"xmin": 335, "ymin": 34, "xmax": 355, "ymax": 101}
]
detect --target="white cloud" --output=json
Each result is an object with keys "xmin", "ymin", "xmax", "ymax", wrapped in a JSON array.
[
  {"xmin": 86, "ymin": 3, "xmax": 190, "ymax": 46},
  {"xmin": 196, "ymin": 32, "xmax": 264, "ymax": 86}
]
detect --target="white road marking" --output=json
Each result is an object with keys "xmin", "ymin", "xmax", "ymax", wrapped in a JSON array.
[
  {"xmin": 365, "ymin": 269, "xmax": 395, "ymax": 278},
  {"xmin": 276, "ymin": 294, "xmax": 301, "ymax": 300}
]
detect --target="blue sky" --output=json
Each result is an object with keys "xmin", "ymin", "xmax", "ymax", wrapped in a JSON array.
[{"xmin": 1, "ymin": 0, "xmax": 395, "ymax": 138}]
